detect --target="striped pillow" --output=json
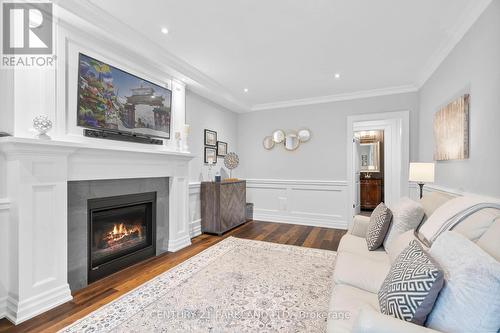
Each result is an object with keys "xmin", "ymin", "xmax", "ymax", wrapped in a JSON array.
[{"xmin": 366, "ymin": 203, "xmax": 392, "ymax": 250}]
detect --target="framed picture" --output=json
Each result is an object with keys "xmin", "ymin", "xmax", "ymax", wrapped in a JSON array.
[
  {"xmin": 204, "ymin": 147, "xmax": 217, "ymax": 164},
  {"xmin": 433, "ymin": 94, "xmax": 470, "ymax": 161},
  {"xmin": 217, "ymin": 141, "xmax": 228, "ymax": 157},
  {"xmin": 204, "ymin": 129, "xmax": 217, "ymax": 146}
]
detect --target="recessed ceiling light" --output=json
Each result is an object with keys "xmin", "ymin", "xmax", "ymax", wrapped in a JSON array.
[
  {"xmin": 243, "ymin": 88, "xmax": 249, "ymax": 93},
  {"xmin": 161, "ymin": 27, "xmax": 169, "ymax": 34},
  {"xmin": 334, "ymin": 73, "xmax": 341, "ymax": 79}
]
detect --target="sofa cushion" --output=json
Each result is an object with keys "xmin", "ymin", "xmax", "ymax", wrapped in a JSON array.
[
  {"xmin": 378, "ymin": 240, "xmax": 444, "ymax": 325},
  {"xmin": 476, "ymin": 217, "xmax": 500, "ymax": 261},
  {"xmin": 338, "ymin": 233, "xmax": 387, "ymax": 261},
  {"xmin": 453, "ymin": 207, "xmax": 500, "ymax": 242},
  {"xmin": 386, "ymin": 229, "xmax": 423, "ymax": 263},
  {"xmin": 383, "ymin": 197, "xmax": 424, "ymax": 250},
  {"xmin": 327, "ymin": 284, "xmax": 379, "ymax": 333},
  {"xmin": 426, "ymin": 231, "xmax": 500, "ymax": 333},
  {"xmin": 334, "ymin": 251, "xmax": 391, "ymax": 293},
  {"xmin": 366, "ymin": 203, "xmax": 393, "ymax": 250},
  {"xmin": 419, "ymin": 191, "xmax": 453, "ymax": 223}
]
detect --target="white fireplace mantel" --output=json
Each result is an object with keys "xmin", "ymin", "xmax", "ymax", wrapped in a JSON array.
[{"xmin": 0, "ymin": 136, "xmax": 195, "ymax": 324}]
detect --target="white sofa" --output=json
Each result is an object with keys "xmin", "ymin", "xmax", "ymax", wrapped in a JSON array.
[{"xmin": 327, "ymin": 192, "xmax": 500, "ymax": 333}]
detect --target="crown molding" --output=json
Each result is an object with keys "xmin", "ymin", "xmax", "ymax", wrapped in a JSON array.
[
  {"xmin": 249, "ymin": 85, "xmax": 418, "ymax": 112},
  {"xmin": 415, "ymin": 0, "xmax": 492, "ymax": 88}
]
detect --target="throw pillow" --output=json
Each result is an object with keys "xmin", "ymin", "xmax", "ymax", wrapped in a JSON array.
[
  {"xmin": 383, "ymin": 197, "xmax": 424, "ymax": 251},
  {"xmin": 378, "ymin": 240, "xmax": 444, "ymax": 325},
  {"xmin": 366, "ymin": 203, "xmax": 392, "ymax": 250},
  {"xmin": 426, "ymin": 231, "xmax": 500, "ymax": 333}
]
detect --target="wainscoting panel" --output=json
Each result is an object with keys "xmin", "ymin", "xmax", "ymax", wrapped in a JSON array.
[
  {"xmin": 189, "ymin": 182, "xmax": 202, "ymax": 237},
  {"xmin": 246, "ymin": 179, "xmax": 349, "ymax": 229}
]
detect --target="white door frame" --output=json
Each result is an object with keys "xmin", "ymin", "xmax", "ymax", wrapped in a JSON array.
[{"xmin": 346, "ymin": 111, "xmax": 410, "ymax": 224}]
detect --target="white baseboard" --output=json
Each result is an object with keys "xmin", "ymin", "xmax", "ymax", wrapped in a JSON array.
[
  {"xmin": 0, "ymin": 296, "xmax": 6, "ymax": 320},
  {"xmin": 167, "ymin": 235, "xmax": 192, "ymax": 252},
  {"xmin": 5, "ymin": 285, "xmax": 72, "ymax": 325},
  {"xmin": 253, "ymin": 211, "xmax": 348, "ymax": 229},
  {"xmin": 190, "ymin": 219, "xmax": 202, "ymax": 237}
]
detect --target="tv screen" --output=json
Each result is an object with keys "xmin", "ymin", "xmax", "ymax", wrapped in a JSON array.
[{"xmin": 77, "ymin": 53, "xmax": 172, "ymax": 139}]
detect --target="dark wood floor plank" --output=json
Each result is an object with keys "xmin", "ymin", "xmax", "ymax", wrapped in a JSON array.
[{"xmin": 0, "ymin": 221, "xmax": 346, "ymax": 333}]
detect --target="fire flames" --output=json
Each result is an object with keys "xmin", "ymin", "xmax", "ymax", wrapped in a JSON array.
[{"xmin": 105, "ymin": 223, "xmax": 142, "ymax": 247}]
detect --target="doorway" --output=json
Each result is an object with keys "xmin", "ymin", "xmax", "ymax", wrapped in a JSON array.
[
  {"xmin": 346, "ymin": 111, "xmax": 410, "ymax": 222},
  {"xmin": 354, "ymin": 130, "xmax": 385, "ymax": 216}
]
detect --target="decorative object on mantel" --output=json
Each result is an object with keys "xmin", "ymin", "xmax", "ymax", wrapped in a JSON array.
[
  {"xmin": 409, "ymin": 162, "xmax": 435, "ymax": 199},
  {"xmin": 174, "ymin": 131, "xmax": 181, "ymax": 151},
  {"xmin": 182, "ymin": 124, "xmax": 190, "ymax": 151},
  {"xmin": 433, "ymin": 94, "xmax": 470, "ymax": 161},
  {"xmin": 204, "ymin": 129, "xmax": 217, "ymax": 146},
  {"xmin": 224, "ymin": 152, "xmax": 239, "ymax": 179},
  {"xmin": 0, "ymin": 132, "xmax": 12, "ymax": 137},
  {"xmin": 263, "ymin": 128, "xmax": 311, "ymax": 151},
  {"xmin": 216, "ymin": 141, "xmax": 227, "ymax": 157},
  {"xmin": 33, "ymin": 115, "xmax": 53, "ymax": 139}
]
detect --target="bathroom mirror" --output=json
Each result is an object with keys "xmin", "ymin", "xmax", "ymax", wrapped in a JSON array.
[
  {"xmin": 272, "ymin": 129, "xmax": 285, "ymax": 143},
  {"xmin": 284, "ymin": 132, "xmax": 300, "ymax": 151},
  {"xmin": 359, "ymin": 142, "xmax": 380, "ymax": 172},
  {"xmin": 263, "ymin": 136, "xmax": 275, "ymax": 150},
  {"xmin": 297, "ymin": 128, "xmax": 311, "ymax": 142}
]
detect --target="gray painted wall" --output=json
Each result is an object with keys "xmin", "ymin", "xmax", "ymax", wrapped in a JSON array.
[
  {"xmin": 418, "ymin": 0, "xmax": 500, "ymax": 196},
  {"xmin": 186, "ymin": 90, "xmax": 239, "ymax": 182},
  {"xmin": 237, "ymin": 93, "xmax": 419, "ymax": 180}
]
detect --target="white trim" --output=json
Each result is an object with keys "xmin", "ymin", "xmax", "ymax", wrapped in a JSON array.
[
  {"xmin": 167, "ymin": 235, "xmax": 192, "ymax": 252},
  {"xmin": 0, "ymin": 296, "xmax": 6, "ymax": 320},
  {"xmin": 409, "ymin": 182, "xmax": 464, "ymax": 198},
  {"xmin": 0, "ymin": 199, "xmax": 10, "ymax": 211},
  {"xmin": 190, "ymin": 219, "xmax": 202, "ymax": 237},
  {"xmin": 247, "ymin": 179, "xmax": 349, "ymax": 229},
  {"xmin": 416, "ymin": 0, "xmax": 493, "ymax": 87},
  {"xmin": 5, "ymin": 285, "xmax": 72, "ymax": 325},
  {"xmin": 347, "ymin": 111, "xmax": 410, "ymax": 222},
  {"xmin": 250, "ymin": 85, "xmax": 418, "ymax": 111}
]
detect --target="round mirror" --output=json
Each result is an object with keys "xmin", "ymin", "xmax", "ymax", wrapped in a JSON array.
[
  {"xmin": 272, "ymin": 129, "xmax": 285, "ymax": 143},
  {"xmin": 263, "ymin": 136, "xmax": 275, "ymax": 150},
  {"xmin": 284, "ymin": 132, "xmax": 300, "ymax": 151},
  {"xmin": 297, "ymin": 128, "xmax": 311, "ymax": 142}
]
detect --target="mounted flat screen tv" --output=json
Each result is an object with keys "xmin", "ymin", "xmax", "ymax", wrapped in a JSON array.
[{"xmin": 77, "ymin": 53, "xmax": 172, "ymax": 139}]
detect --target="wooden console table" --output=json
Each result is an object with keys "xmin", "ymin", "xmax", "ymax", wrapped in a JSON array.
[{"xmin": 201, "ymin": 180, "xmax": 247, "ymax": 235}]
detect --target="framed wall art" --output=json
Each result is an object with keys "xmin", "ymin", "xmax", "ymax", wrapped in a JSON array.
[
  {"xmin": 217, "ymin": 141, "xmax": 228, "ymax": 157},
  {"xmin": 204, "ymin": 146, "xmax": 217, "ymax": 164},
  {"xmin": 204, "ymin": 129, "xmax": 217, "ymax": 146}
]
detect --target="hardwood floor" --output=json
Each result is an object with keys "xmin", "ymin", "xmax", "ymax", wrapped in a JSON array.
[{"xmin": 0, "ymin": 221, "xmax": 346, "ymax": 333}]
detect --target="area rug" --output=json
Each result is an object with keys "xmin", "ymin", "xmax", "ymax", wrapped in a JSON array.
[{"xmin": 60, "ymin": 237, "xmax": 337, "ymax": 332}]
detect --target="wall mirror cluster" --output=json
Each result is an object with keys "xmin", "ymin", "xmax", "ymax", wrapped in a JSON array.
[{"xmin": 263, "ymin": 128, "xmax": 311, "ymax": 151}]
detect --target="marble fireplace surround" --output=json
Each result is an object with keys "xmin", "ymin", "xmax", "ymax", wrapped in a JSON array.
[{"xmin": 0, "ymin": 137, "xmax": 194, "ymax": 324}]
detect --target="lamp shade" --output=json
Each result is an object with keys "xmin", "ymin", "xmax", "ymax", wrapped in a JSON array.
[{"xmin": 409, "ymin": 163, "xmax": 435, "ymax": 183}]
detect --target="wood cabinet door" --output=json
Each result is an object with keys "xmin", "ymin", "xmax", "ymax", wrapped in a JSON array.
[
  {"xmin": 360, "ymin": 180, "xmax": 382, "ymax": 209},
  {"xmin": 220, "ymin": 182, "xmax": 246, "ymax": 232}
]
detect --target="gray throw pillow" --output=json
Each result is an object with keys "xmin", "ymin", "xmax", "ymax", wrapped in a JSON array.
[
  {"xmin": 378, "ymin": 240, "xmax": 444, "ymax": 325},
  {"xmin": 366, "ymin": 203, "xmax": 392, "ymax": 250}
]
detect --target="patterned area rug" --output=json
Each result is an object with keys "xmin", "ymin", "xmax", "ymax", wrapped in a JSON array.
[{"xmin": 60, "ymin": 237, "xmax": 337, "ymax": 332}]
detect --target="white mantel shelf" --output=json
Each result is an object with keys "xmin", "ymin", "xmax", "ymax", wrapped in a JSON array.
[
  {"xmin": 0, "ymin": 136, "xmax": 195, "ymax": 158},
  {"xmin": 0, "ymin": 136, "xmax": 195, "ymax": 325}
]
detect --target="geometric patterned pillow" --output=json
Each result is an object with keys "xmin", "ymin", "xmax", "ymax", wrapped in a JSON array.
[
  {"xmin": 378, "ymin": 240, "xmax": 444, "ymax": 325},
  {"xmin": 366, "ymin": 203, "xmax": 392, "ymax": 250}
]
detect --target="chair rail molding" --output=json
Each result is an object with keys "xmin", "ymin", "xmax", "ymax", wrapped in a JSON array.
[{"xmin": 246, "ymin": 179, "xmax": 349, "ymax": 229}]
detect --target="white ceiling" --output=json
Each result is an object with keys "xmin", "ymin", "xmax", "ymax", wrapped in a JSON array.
[{"xmin": 85, "ymin": 0, "xmax": 491, "ymax": 111}]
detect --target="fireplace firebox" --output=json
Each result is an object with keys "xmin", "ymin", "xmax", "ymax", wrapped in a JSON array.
[{"xmin": 88, "ymin": 192, "xmax": 156, "ymax": 283}]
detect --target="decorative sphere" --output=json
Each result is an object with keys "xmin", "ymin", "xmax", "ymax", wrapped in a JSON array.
[
  {"xmin": 33, "ymin": 115, "xmax": 52, "ymax": 134},
  {"xmin": 224, "ymin": 152, "xmax": 239, "ymax": 170}
]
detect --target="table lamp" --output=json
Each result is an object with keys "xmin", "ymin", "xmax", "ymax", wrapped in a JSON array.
[{"xmin": 409, "ymin": 163, "xmax": 435, "ymax": 199}]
